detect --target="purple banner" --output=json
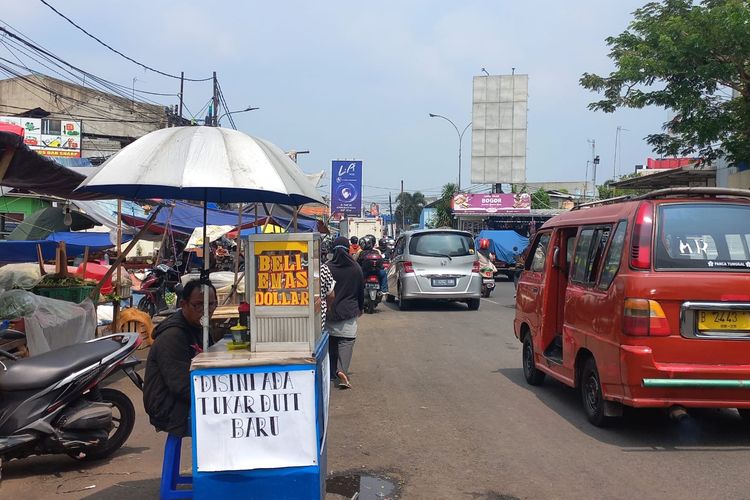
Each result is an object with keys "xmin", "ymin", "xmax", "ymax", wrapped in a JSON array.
[
  {"xmin": 452, "ymin": 193, "xmax": 531, "ymax": 214},
  {"xmin": 331, "ymin": 160, "xmax": 362, "ymax": 216}
]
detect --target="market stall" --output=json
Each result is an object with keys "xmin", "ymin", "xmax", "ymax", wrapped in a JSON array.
[{"xmin": 76, "ymin": 126, "xmax": 327, "ymax": 499}]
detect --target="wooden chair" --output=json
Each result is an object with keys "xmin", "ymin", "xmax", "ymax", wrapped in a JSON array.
[{"xmin": 116, "ymin": 307, "xmax": 154, "ymax": 348}]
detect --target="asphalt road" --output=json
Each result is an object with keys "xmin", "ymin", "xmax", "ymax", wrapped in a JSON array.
[{"xmin": 2, "ymin": 280, "xmax": 750, "ymax": 499}]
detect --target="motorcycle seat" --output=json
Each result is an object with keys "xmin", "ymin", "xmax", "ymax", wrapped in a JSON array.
[{"xmin": 0, "ymin": 339, "xmax": 123, "ymax": 391}]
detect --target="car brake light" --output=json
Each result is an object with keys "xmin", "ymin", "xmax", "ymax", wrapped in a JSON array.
[
  {"xmin": 472, "ymin": 260, "xmax": 480, "ymax": 273},
  {"xmin": 630, "ymin": 201, "xmax": 653, "ymax": 270},
  {"xmin": 403, "ymin": 261, "xmax": 414, "ymax": 273},
  {"xmin": 623, "ymin": 298, "xmax": 670, "ymax": 336}
]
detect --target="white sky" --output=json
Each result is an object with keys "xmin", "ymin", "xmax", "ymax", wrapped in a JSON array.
[{"xmin": 3, "ymin": 1, "xmax": 669, "ymax": 204}]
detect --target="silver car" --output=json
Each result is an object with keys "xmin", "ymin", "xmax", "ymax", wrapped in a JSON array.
[{"xmin": 385, "ymin": 229, "xmax": 482, "ymax": 311}]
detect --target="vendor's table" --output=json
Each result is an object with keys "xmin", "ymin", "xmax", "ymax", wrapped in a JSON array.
[{"xmin": 189, "ymin": 334, "xmax": 329, "ymax": 499}]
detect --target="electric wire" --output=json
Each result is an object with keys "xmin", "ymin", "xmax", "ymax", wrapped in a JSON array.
[
  {"xmin": 0, "ymin": 25, "xmax": 177, "ymax": 111},
  {"xmin": 37, "ymin": 0, "xmax": 211, "ymax": 82}
]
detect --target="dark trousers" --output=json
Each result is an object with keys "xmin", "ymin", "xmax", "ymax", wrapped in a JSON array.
[{"xmin": 329, "ymin": 336, "xmax": 356, "ymax": 377}]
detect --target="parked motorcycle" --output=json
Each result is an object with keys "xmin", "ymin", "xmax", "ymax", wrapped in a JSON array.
[
  {"xmin": 136, "ymin": 263, "xmax": 180, "ymax": 317},
  {"xmin": 0, "ymin": 331, "xmax": 143, "ymax": 474}
]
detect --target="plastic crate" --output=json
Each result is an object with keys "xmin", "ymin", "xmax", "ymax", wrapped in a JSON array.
[{"xmin": 33, "ymin": 286, "xmax": 99, "ymax": 304}]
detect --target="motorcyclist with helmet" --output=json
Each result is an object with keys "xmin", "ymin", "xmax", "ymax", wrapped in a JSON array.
[
  {"xmin": 477, "ymin": 238, "xmax": 497, "ymax": 273},
  {"xmin": 377, "ymin": 237, "xmax": 393, "ymax": 260},
  {"xmin": 357, "ymin": 234, "xmax": 388, "ymax": 293},
  {"xmin": 349, "ymin": 236, "xmax": 362, "ymax": 260}
]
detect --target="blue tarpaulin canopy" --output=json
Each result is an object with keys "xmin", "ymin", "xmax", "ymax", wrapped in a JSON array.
[
  {"xmin": 475, "ymin": 230, "xmax": 529, "ymax": 263},
  {"xmin": 121, "ymin": 201, "xmax": 320, "ymax": 235},
  {"xmin": 0, "ymin": 232, "xmax": 130, "ymax": 264}
]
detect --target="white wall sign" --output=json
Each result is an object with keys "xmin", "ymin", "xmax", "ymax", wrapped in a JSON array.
[{"xmin": 193, "ymin": 368, "xmax": 317, "ymax": 472}]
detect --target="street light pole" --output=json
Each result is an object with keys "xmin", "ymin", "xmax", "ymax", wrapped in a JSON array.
[
  {"xmin": 217, "ymin": 106, "xmax": 260, "ymax": 126},
  {"xmin": 429, "ymin": 113, "xmax": 471, "ymax": 192}
]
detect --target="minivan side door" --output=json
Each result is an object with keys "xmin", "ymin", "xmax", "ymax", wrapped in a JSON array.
[{"xmin": 517, "ymin": 231, "xmax": 552, "ymax": 345}]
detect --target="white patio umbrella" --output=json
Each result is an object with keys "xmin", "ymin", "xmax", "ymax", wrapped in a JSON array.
[{"xmin": 77, "ymin": 126, "xmax": 324, "ymax": 349}]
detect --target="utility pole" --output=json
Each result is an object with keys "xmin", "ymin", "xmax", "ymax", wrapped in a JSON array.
[
  {"xmin": 400, "ymin": 180, "xmax": 405, "ymax": 231},
  {"xmin": 588, "ymin": 139, "xmax": 600, "ymax": 198},
  {"xmin": 388, "ymin": 192, "xmax": 394, "ymax": 237},
  {"xmin": 179, "ymin": 71, "xmax": 184, "ymax": 119},
  {"xmin": 212, "ymin": 71, "xmax": 219, "ymax": 127}
]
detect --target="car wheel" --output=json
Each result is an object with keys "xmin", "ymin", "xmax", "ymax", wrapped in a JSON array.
[
  {"xmin": 581, "ymin": 357, "xmax": 610, "ymax": 427},
  {"xmin": 522, "ymin": 335, "xmax": 545, "ymax": 386},
  {"xmin": 398, "ymin": 283, "xmax": 410, "ymax": 311},
  {"xmin": 467, "ymin": 298, "xmax": 480, "ymax": 311}
]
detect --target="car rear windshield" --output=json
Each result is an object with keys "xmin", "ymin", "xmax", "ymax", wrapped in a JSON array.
[
  {"xmin": 409, "ymin": 232, "xmax": 474, "ymax": 258},
  {"xmin": 655, "ymin": 203, "xmax": 750, "ymax": 271}
]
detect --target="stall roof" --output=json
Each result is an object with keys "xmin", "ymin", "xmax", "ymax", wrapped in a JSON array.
[
  {"xmin": 0, "ymin": 130, "xmax": 105, "ymax": 200},
  {"xmin": 611, "ymin": 164, "xmax": 716, "ymax": 190},
  {"xmin": 0, "ymin": 232, "xmax": 127, "ymax": 264},
  {"xmin": 120, "ymin": 200, "xmax": 321, "ymax": 235}
]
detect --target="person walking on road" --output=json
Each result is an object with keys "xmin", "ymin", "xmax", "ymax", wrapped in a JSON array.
[{"xmin": 327, "ymin": 236, "xmax": 364, "ymax": 389}]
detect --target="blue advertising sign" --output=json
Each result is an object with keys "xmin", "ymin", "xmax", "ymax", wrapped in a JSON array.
[{"xmin": 331, "ymin": 160, "xmax": 362, "ymax": 216}]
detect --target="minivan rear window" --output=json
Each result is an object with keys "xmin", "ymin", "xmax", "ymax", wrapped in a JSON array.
[
  {"xmin": 409, "ymin": 232, "xmax": 474, "ymax": 258},
  {"xmin": 655, "ymin": 203, "xmax": 750, "ymax": 271}
]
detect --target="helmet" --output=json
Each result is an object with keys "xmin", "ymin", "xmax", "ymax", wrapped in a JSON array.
[
  {"xmin": 378, "ymin": 238, "xmax": 389, "ymax": 250},
  {"xmin": 479, "ymin": 238, "xmax": 490, "ymax": 250},
  {"xmin": 350, "ymin": 236, "xmax": 359, "ymax": 245},
  {"xmin": 360, "ymin": 234, "xmax": 376, "ymax": 251}
]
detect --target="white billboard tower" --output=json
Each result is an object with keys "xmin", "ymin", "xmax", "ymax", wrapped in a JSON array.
[{"xmin": 471, "ymin": 74, "xmax": 528, "ymax": 185}]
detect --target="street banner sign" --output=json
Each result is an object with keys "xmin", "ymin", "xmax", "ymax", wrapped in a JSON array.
[
  {"xmin": 331, "ymin": 160, "xmax": 362, "ymax": 216},
  {"xmin": 452, "ymin": 192, "xmax": 531, "ymax": 214}
]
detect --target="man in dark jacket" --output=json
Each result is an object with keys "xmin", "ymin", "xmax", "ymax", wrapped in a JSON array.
[{"xmin": 143, "ymin": 280, "xmax": 217, "ymax": 437}]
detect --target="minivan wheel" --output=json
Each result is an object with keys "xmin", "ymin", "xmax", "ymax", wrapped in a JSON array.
[
  {"xmin": 398, "ymin": 284, "xmax": 410, "ymax": 311},
  {"xmin": 467, "ymin": 298, "xmax": 480, "ymax": 311},
  {"xmin": 581, "ymin": 357, "xmax": 610, "ymax": 427},
  {"xmin": 522, "ymin": 336, "xmax": 545, "ymax": 386}
]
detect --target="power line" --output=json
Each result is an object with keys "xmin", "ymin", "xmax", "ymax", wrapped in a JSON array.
[
  {"xmin": 0, "ymin": 28, "xmax": 170, "ymax": 121},
  {"xmin": 0, "ymin": 23, "xmax": 178, "ymax": 102},
  {"xmin": 37, "ymin": 0, "xmax": 211, "ymax": 82}
]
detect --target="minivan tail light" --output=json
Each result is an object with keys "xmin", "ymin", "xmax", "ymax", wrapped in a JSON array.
[
  {"xmin": 630, "ymin": 201, "xmax": 653, "ymax": 270},
  {"xmin": 623, "ymin": 298, "xmax": 670, "ymax": 336},
  {"xmin": 472, "ymin": 260, "xmax": 480, "ymax": 273},
  {"xmin": 403, "ymin": 261, "xmax": 414, "ymax": 274}
]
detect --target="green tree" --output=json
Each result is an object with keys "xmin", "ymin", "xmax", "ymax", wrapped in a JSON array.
[
  {"xmin": 433, "ymin": 183, "xmax": 458, "ymax": 228},
  {"xmin": 394, "ymin": 191, "xmax": 426, "ymax": 229},
  {"xmin": 580, "ymin": 0, "xmax": 750, "ymax": 164},
  {"xmin": 531, "ymin": 189, "xmax": 550, "ymax": 209}
]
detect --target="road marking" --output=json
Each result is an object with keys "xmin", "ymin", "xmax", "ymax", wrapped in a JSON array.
[{"xmin": 481, "ymin": 298, "xmax": 501, "ymax": 305}]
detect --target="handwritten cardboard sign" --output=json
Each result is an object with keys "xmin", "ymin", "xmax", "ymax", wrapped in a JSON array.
[{"xmin": 193, "ymin": 369, "xmax": 317, "ymax": 472}]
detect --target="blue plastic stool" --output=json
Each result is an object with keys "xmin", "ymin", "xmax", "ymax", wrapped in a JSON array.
[{"xmin": 160, "ymin": 434, "xmax": 193, "ymax": 499}]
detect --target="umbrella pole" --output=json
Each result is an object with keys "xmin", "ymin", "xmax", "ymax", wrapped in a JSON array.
[
  {"xmin": 230, "ymin": 203, "xmax": 243, "ymax": 303},
  {"xmin": 202, "ymin": 195, "xmax": 210, "ymax": 351}
]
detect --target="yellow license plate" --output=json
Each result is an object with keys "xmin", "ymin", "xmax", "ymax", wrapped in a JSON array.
[{"xmin": 697, "ymin": 310, "xmax": 750, "ymax": 331}]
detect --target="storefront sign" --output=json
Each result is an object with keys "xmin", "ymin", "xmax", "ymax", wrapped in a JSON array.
[
  {"xmin": 254, "ymin": 241, "xmax": 310, "ymax": 306},
  {"xmin": 452, "ymin": 192, "xmax": 531, "ymax": 214},
  {"xmin": 0, "ymin": 116, "xmax": 82, "ymax": 157},
  {"xmin": 331, "ymin": 160, "xmax": 362, "ymax": 216},
  {"xmin": 193, "ymin": 368, "xmax": 317, "ymax": 471}
]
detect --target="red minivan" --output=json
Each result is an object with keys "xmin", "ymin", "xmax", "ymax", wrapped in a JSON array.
[{"xmin": 514, "ymin": 188, "xmax": 750, "ymax": 426}]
